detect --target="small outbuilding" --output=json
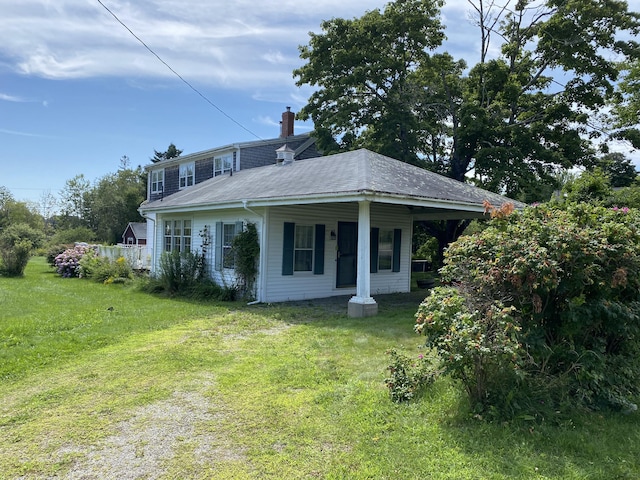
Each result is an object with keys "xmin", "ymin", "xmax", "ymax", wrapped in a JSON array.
[{"xmin": 121, "ymin": 222, "xmax": 147, "ymax": 246}]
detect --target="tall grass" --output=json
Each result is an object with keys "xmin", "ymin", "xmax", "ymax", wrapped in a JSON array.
[{"xmin": 1, "ymin": 257, "xmax": 639, "ymax": 479}]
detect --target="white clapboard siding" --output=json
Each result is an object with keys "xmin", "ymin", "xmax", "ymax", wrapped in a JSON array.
[
  {"xmin": 150, "ymin": 202, "xmax": 411, "ymax": 303},
  {"xmin": 369, "ymin": 203, "xmax": 413, "ymax": 295},
  {"xmin": 151, "ymin": 209, "xmax": 263, "ymax": 288},
  {"xmin": 263, "ymin": 203, "xmax": 412, "ymax": 303}
]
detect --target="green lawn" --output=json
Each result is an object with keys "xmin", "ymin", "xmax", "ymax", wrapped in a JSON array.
[{"xmin": 1, "ymin": 257, "xmax": 639, "ymax": 479}]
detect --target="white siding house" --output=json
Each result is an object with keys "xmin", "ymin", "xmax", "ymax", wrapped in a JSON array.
[{"xmin": 140, "ymin": 148, "xmax": 519, "ymax": 316}]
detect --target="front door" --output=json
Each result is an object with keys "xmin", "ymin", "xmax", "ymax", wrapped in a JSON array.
[{"xmin": 336, "ymin": 222, "xmax": 357, "ymax": 288}]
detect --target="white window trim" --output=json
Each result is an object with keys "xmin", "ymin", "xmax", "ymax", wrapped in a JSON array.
[
  {"xmin": 222, "ymin": 223, "xmax": 236, "ymax": 269},
  {"xmin": 216, "ymin": 221, "xmax": 243, "ymax": 271},
  {"xmin": 294, "ymin": 224, "xmax": 314, "ymax": 273},
  {"xmin": 179, "ymin": 162, "xmax": 195, "ymax": 189},
  {"xmin": 151, "ymin": 170, "xmax": 164, "ymax": 194},
  {"xmin": 163, "ymin": 219, "xmax": 193, "ymax": 253},
  {"xmin": 214, "ymin": 155, "xmax": 232, "ymax": 177}
]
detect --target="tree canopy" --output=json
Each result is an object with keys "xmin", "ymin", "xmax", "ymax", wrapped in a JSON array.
[
  {"xmin": 295, "ymin": 0, "xmax": 640, "ymax": 201},
  {"xmin": 152, "ymin": 143, "xmax": 182, "ymax": 163},
  {"xmin": 57, "ymin": 166, "xmax": 146, "ymax": 244},
  {"xmin": 613, "ymin": 59, "xmax": 640, "ymax": 148}
]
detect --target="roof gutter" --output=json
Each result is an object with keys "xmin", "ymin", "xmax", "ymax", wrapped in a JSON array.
[{"xmin": 139, "ymin": 189, "xmax": 499, "ymax": 215}]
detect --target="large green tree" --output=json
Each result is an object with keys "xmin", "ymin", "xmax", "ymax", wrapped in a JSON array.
[
  {"xmin": 294, "ymin": 0, "xmax": 445, "ymax": 165},
  {"xmin": 0, "ymin": 187, "xmax": 44, "ymax": 232},
  {"xmin": 88, "ymin": 165, "xmax": 146, "ymax": 244},
  {"xmin": 593, "ymin": 152, "xmax": 637, "ymax": 187},
  {"xmin": 58, "ymin": 174, "xmax": 93, "ymax": 229},
  {"xmin": 613, "ymin": 59, "xmax": 640, "ymax": 148},
  {"xmin": 296, "ymin": 0, "xmax": 640, "ymax": 199},
  {"xmin": 57, "ymin": 158, "xmax": 146, "ymax": 245}
]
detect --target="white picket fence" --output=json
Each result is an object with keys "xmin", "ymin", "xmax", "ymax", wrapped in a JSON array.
[{"xmin": 97, "ymin": 245, "xmax": 151, "ymax": 271}]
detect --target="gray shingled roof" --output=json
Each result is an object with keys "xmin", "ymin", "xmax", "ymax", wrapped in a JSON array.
[
  {"xmin": 129, "ymin": 222, "xmax": 147, "ymax": 239},
  {"xmin": 140, "ymin": 148, "xmax": 520, "ymax": 213}
]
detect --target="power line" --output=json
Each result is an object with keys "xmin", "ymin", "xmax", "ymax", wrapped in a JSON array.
[{"xmin": 95, "ymin": 0, "xmax": 263, "ymax": 140}]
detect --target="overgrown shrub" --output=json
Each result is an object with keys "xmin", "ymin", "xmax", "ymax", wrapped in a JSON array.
[
  {"xmin": 46, "ymin": 244, "xmax": 72, "ymax": 266},
  {"xmin": 53, "ymin": 245, "xmax": 92, "ymax": 277},
  {"xmin": 159, "ymin": 250, "xmax": 206, "ymax": 294},
  {"xmin": 385, "ymin": 348, "xmax": 435, "ymax": 403},
  {"xmin": 79, "ymin": 250, "xmax": 133, "ymax": 283},
  {"xmin": 415, "ymin": 287, "xmax": 521, "ymax": 409},
  {"xmin": 0, "ymin": 223, "xmax": 45, "ymax": 277},
  {"xmin": 144, "ymin": 250, "xmax": 236, "ymax": 300},
  {"xmin": 232, "ymin": 222, "xmax": 259, "ymax": 298},
  {"xmin": 415, "ymin": 202, "xmax": 640, "ymax": 418}
]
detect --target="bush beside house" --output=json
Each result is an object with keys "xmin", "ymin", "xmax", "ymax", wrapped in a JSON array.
[{"xmin": 403, "ymin": 202, "xmax": 640, "ymax": 420}]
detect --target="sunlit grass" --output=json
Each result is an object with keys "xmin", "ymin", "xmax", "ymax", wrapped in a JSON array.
[{"xmin": 1, "ymin": 257, "xmax": 639, "ymax": 479}]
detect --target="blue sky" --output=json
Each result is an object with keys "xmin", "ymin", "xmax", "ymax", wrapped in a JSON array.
[{"xmin": 1, "ymin": 0, "xmax": 637, "ymax": 208}]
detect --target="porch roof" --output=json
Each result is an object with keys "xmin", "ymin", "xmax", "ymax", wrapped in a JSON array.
[{"xmin": 140, "ymin": 148, "xmax": 521, "ymax": 217}]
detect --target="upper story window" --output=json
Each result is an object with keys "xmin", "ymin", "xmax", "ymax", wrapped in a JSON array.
[
  {"xmin": 214, "ymin": 155, "xmax": 232, "ymax": 176},
  {"xmin": 151, "ymin": 170, "xmax": 164, "ymax": 194},
  {"xmin": 179, "ymin": 162, "xmax": 195, "ymax": 189}
]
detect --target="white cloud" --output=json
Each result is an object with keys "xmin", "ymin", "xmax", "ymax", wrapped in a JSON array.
[
  {"xmin": 0, "ymin": 93, "xmax": 27, "ymax": 102},
  {"xmin": 0, "ymin": 128, "xmax": 56, "ymax": 138},
  {"xmin": 0, "ymin": 0, "xmax": 474, "ymax": 89}
]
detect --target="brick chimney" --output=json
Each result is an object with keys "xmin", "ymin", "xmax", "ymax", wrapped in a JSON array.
[{"xmin": 280, "ymin": 106, "xmax": 294, "ymax": 138}]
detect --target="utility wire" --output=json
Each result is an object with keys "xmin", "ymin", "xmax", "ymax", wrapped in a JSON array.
[{"xmin": 95, "ymin": 0, "xmax": 263, "ymax": 140}]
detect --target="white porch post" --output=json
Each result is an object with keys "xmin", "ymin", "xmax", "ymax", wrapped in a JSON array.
[{"xmin": 348, "ymin": 200, "xmax": 378, "ymax": 317}]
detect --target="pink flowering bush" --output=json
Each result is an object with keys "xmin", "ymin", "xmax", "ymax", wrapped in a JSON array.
[{"xmin": 54, "ymin": 245, "xmax": 92, "ymax": 278}]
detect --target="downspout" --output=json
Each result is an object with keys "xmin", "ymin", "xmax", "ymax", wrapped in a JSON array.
[{"xmin": 242, "ymin": 200, "xmax": 264, "ymax": 305}]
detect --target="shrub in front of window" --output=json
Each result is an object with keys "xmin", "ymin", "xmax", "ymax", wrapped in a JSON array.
[
  {"xmin": 159, "ymin": 250, "xmax": 205, "ymax": 294},
  {"xmin": 232, "ymin": 222, "xmax": 260, "ymax": 298},
  {"xmin": 155, "ymin": 249, "xmax": 236, "ymax": 300}
]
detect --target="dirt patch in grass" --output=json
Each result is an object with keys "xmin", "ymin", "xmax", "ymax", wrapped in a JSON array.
[{"xmin": 59, "ymin": 390, "xmax": 244, "ymax": 479}]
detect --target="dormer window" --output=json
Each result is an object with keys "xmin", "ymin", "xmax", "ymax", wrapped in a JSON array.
[{"xmin": 179, "ymin": 162, "xmax": 195, "ymax": 188}]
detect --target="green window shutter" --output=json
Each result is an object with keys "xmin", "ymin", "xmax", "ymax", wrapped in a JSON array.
[
  {"xmin": 282, "ymin": 222, "xmax": 295, "ymax": 275},
  {"xmin": 314, "ymin": 224, "xmax": 325, "ymax": 275},
  {"xmin": 392, "ymin": 228, "xmax": 402, "ymax": 272},
  {"xmin": 370, "ymin": 227, "xmax": 379, "ymax": 273},
  {"xmin": 215, "ymin": 221, "xmax": 223, "ymax": 271}
]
